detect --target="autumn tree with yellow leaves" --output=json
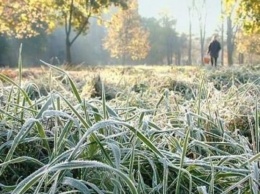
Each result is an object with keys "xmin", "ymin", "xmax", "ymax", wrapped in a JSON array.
[
  {"xmin": 224, "ymin": 0, "xmax": 260, "ymax": 64},
  {"xmin": 235, "ymin": 31, "xmax": 260, "ymax": 64},
  {"xmin": 0, "ymin": 0, "xmax": 55, "ymax": 38},
  {"xmin": 225, "ymin": 0, "xmax": 260, "ymax": 33},
  {"xmin": 103, "ymin": 0, "xmax": 150, "ymax": 65},
  {"xmin": 0, "ymin": 0, "xmax": 128, "ymax": 64},
  {"xmin": 55, "ymin": 0, "xmax": 127, "ymax": 64}
]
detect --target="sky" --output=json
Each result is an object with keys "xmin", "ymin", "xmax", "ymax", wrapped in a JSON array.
[{"xmin": 138, "ymin": 0, "xmax": 222, "ymax": 37}]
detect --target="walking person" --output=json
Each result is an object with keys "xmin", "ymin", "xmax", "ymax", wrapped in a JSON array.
[{"xmin": 207, "ymin": 35, "xmax": 221, "ymax": 67}]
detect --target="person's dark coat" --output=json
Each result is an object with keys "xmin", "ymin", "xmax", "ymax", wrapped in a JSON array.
[{"xmin": 208, "ymin": 40, "xmax": 221, "ymax": 57}]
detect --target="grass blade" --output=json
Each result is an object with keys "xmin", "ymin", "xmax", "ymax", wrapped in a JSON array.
[{"xmin": 61, "ymin": 177, "xmax": 91, "ymax": 194}]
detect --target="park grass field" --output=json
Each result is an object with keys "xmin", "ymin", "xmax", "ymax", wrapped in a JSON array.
[{"xmin": 0, "ymin": 63, "xmax": 260, "ymax": 193}]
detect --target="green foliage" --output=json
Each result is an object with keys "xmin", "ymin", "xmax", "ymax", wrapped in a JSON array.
[
  {"xmin": 142, "ymin": 14, "xmax": 187, "ymax": 65},
  {"xmin": 0, "ymin": 35, "xmax": 10, "ymax": 65},
  {"xmin": 141, "ymin": 17, "xmax": 165, "ymax": 64}
]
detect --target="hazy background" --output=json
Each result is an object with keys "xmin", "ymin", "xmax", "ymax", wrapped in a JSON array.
[
  {"xmin": 0, "ymin": 0, "xmax": 236, "ymax": 66},
  {"xmin": 138, "ymin": 0, "xmax": 221, "ymax": 36}
]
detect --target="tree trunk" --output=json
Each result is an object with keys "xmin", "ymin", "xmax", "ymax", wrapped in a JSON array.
[
  {"xmin": 177, "ymin": 52, "xmax": 181, "ymax": 65},
  {"xmin": 238, "ymin": 53, "xmax": 244, "ymax": 64},
  {"xmin": 122, "ymin": 53, "xmax": 126, "ymax": 65},
  {"xmin": 200, "ymin": 27, "xmax": 205, "ymax": 65},
  {"xmin": 188, "ymin": 7, "xmax": 192, "ymax": 65},
  {"xmin": 227, "ymin": 16, "xmax": 234, "ymax": 66},
  {"xmin": 66, "ymin": 38, "xmax": 72, "ymax": 64},
  {"xmin": 63, "ymin": 0, "xmax": 91, "ymax": 65},
  {"xmin": 167, "ymin": 52, "xmax": 171, "ymax": 65},
  {"xmin": 221, "ymin": 23, "xmax": 224, "ymax": 66},
  {"xmin": 200, "ymin": 41, "xmax": 204, "ymax": 65},
  {"xmin": 197, "ymin": 0, "xmax": 206, "ymax": 65},
  {"xmin": 221, "ymin": 0, "xmax": 224, "ymax": 66},
  {"xmin": 166, "ymin": 41, "xmax": 173, "ymax": 65}
]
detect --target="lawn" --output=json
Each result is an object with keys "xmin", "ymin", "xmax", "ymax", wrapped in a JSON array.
[{"xmin": 0, "ymin": 63, "xmax": 260, "ymax": 194}]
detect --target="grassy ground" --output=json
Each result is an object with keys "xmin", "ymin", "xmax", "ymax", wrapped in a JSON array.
[{"xmin": 0, "ymin": 63, "xmax": 260, "ymax": 193}]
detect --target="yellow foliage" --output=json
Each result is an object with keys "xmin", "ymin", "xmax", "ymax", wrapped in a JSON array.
[
  {"xmin": 236, "ymin": 31, "xmax": 260, "ymax": 55},
  {"xmin": 0, "ymin": 0, "xmax": 56, "ymax": 38},
  {"xmin": 0, "ymin": 0, "xmax": 127, "ymax": 40},
  {"xmin": 103, "ymin": 0, "xmax": 150, "ymax": 61},
  {"xmin": 224, "ymin": 0, "xmax": 260, "ymax": 34}
]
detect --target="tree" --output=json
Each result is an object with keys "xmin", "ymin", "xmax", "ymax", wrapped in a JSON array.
[
  {"xmin": 174, "ymin": 33, "xmax": 188, "ymax": 65},
  {"xmin": 237, "ymin": 34, "xmax": 260, "ymax": 55},
  {"xmin": 0, "ymin": 1, "xmax": 53, "ymax": 66},
  {"xmin": 142, "ymin": 16, "xmax": 187, "ymax": 65},
  {"xmin": 194, "ymin": 0, "xmax": 207, "ymax": 65},
  {"xmin": 0, "ymin": 0, "xmax": 55, "ymax": 38},
  {"xmin": 54, "ymin": 0, "xmax": 128, "ymax": 64},
  {"xmin": 187, "ymin": 0, "xmax": 195, "ymax": 65},
  {"xmin": 226, "ymin": 15, "xmax": 237, "ymax": 66},
  {"xmin": 160, "ymin": 13, "xmax": 176, "ymax": 65},
  {"xmin": 220, "ymin": 0, "xmax": 224, "ymax": 66},
  {"xmin": 0, "ymin": 0, "xmax": 128, "ymax": 64},
  {"xmin": 158, "ymin": 13, "xmax": 179, "ymax": 65},
  {"xmin": 103, "ymin": 0, "xmax": 150, "ymax": 65},
  {"xmin": 236, "ymin": 31, "xmax": 260, "ymax": 64},
  {"xmin": 223, "ymin": 0, "xmax": 241, "ymax": 66},
  {"xmin": 224, "ymin": 0, "xmax": 260, "ymax": 33},
  {"xmin": 0, "ymin": 34, "xmax": 10, "ymax": 66},
  {"xmin": 141, "ymin": 17, "xmax": 165, "ymax": 64}
]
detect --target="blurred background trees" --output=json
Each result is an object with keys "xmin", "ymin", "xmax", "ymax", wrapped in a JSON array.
[
  {"xmin": 103, "ymin": 0, "xmax": 150, "ymax": 65},
  {"xmin": 223, "ymin": 0, "xmax": 260, "ymax": 65},
  {"xmin": 0, "ymin": 0, "xmax": 260, "ymax": 66}
]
